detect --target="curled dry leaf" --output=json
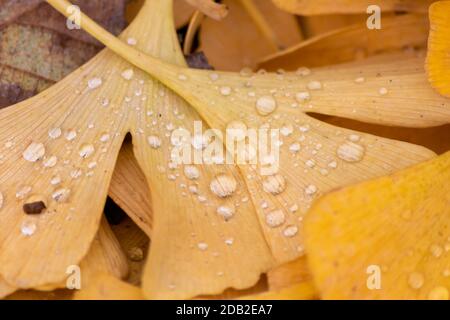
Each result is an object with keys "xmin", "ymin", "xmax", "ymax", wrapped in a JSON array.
[
  {"xmin": 199, "ymin": 0, "xmax": 302, "ymax": 70},
  {"xmin": 304, "ymin": 151, "xmax": 450, "ymax": 299},
  {"xmin": 426, "ymin": 0, "xmax": 450, "ymax": 97},
  {"xmin": 259, "ymin": 14, "xmax": 429, "ymax": 70},
  {"xmin": 47, "ymin": 0, "xmax": 450, "ymax": 283},
  {"xmin": 271, "ymin": 0, "xmax": 437, "ymax": 15}
]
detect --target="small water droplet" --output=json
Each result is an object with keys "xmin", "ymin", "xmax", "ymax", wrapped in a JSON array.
[
  {"xmin": 296, "ymin": 67, "xmax": 310, "ymax": 76},
  {"xmin": 79, "ymin": 144, "xmax": 95, "ymax": 159},
  {"xmin": 197, "ymin": 242, "xmax": 208, "ymax": 251},
  {"xmin": 354, "ymin": 77, "xmax": 365, "ymax": 83},
  {"xmin": 337, "ymin": 141, "xmax": 365, "ymax": 162},
  {"xmin": 305, "ymin": 184, "xmax": 317, "ymax": 195},
  {"xmin": 263, "ymin": 174, "xmax": 286, "ymax": 195},
  {"xmin": 121, "ymin": 69, "xmax": 134, "ymax": 80},
  {"xmin": 379, "ymin": 87, "xmax": 388, "ymax": 95},
  {"xmin": 225, "ymin": 238, "xmax": 234, "ymax": 246},
  {"xmin": 217, "ymin": 205, "xmax": 235, "ymax": 221},
  {"xmin": 127, "ymin": 37, "xmax": 137, "ymax": 46},
  {"xmin": 48, "ymin": 128, "xmax": 62, "ymax": 139},
  {"xmin": 307, "ymin": 80, "xmax": 322, "ymax": 90},
  {"xmin": 184, "ymin": 165, "xmax": 200, "ymax": 180},
  {"xmin": 289, "ymin": 143, "xmax": 301, "ymax": 153},
  {"xmin": 87, "ymin": 77, "xmax": 102, "ymax": 89},
  {"xmin": 100, "ymin": 133, "xmax": 110, "ymax": 142},
  {"xmin": 295, "ymin": 91, "xmax": 310, "ymax": 103},
  {"xmin": 265, "ymin": 209, "xmax": 285, "ymax": 228},
  {"xmin": 178, "ymin": 74, "xmax": 188, "ymax": 81},
  {"xmin": 16, "ymin": 185, "xmax": 32, "ymax": 199},
  {"xmin": 283, "ymin": 225, "xmax": 298, "ymax": 237},
  {"xmin": 209, "ymin": 73, "xmax": 219, "ymax": 81},
  {"xmin": 21, "ymin": 219, "xmax": 37, "ymax": 236},
  {"xmin": 147, "ymin": 135, "xmax": 162, "ymax": 149},
  {"xmin": 65, "ymin": 130, "xmax": 77, "ymax": 141},
  {"xmin": 219, "ymin": 86, "xmax": 232, "ymax": 96},
  {"xmin": 52, "ymin": 188, "xmax": 71, "ymax": 203},
  {"xmin": 408, "ymin": 272, "xmax": 424, "ymax": 289},
  {"xmin": 43, "ymin": 156, "xmax": 58, "ymax": 168}
]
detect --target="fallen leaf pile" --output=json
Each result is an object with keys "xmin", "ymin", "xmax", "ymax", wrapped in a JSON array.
[{"xmin": 0, "ymin": 0, "xmax": 448, "ymax": 300}]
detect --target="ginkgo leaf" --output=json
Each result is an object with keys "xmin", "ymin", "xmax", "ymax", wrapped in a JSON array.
[
  {"xmin": 271, "ymin": 0, "xmax": 436, "ymax": 15},
  {"xmin": 109, "ymin": 142, "xmax": 153, "ymax": 237},
  {"xmin": 259, "ymin": 14, "xmax": 429, "ymax": 70},
  {"xmin": 2, "ymin": 216, "xmax": 128, "ymax": 299},
  {"xmin": 299, "ymin": 14, "xmax": 367, "ymax": 38},
  {"xmin": 238, "ymin": 281, "xmax": 317, "ymax": 300},
  {"xmin": 48, "ymin": 0, "xmax": 450, "ymax": 270},
  {"xmin": 198, "ymin": 0, "xmax": 302, "ymax": 70},
  {"xmin": 267, "ymin": 257, "xmax": 312, "ymax": 291},
  {"xmin": 73, "ymin": 273, "xmax": 144, "ymax": 300},
  {"xmin": 426, "ymin": 0, "xmax": 450, "ymax": 97},
  {"xmin": 304, "ymin": 151, "xmax": 450, "ymax": 300}
]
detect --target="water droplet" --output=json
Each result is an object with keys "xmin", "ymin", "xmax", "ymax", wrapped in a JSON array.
[
  {"xmin": 210, "ymin": 174, "xmax": 237, "ymax": 198},
  {"xmin": 354, "ymin": 77, "xmax": 365, "ymax": 83},
  {"xmin": 87, "ymin": 77, "xmax": 102, "ymax": 89},
  {"xmin": 430, "ymin": 244, "xmax": 443, "ymax": 258},
  {"xmin": 178, "ymin": 74, "xmax": 188, "ymax": 81},
  {"xmin": 79, "ymin": 144, "xmax": 95, "ymax": 159},
  {"xmin": 428, "ymin": 286, "xmax": 449, "ymax": 300},
  {"xmin": 48, "ymin": 128, "xmax": 62, "ymax": 139},
  {"xmin": 296, "ymin": 67, "xmax": 310, "ymax": 76},
  {"xmin": 280, "ymin": 124, "xmax": 294, "ymax": 137},
  {"xmin": 408, "ymin": 272, "xmax": 424, "ymax": 289},
  {"xmin": 307, "ymin": 81, "xmax": 322, "ymax": 90},
  {"xmin": 209, "ymin": 73, "xmax": 219, "ymax": 81},
  {"xmin": 295, "ymin": 91, "xmax": 310, "ymax": 103},
  {"xmin": 328, "ymin": 160, "xmax": 338, "ymax": 169},
  {"xmin": 379, "ymin": 87, "xmax": 388, "ymax": 95},
  {"xmin": 16, "ymin": 185, "xmax": 32, "ymax": 199},
  {"xmin": 337, "ymin": 141, "xmax": 365, "ymax": 162},
  {"xmin": 50, "ymin": 175, "xmax": 61, "ymax": 185},
  {"xmin": 225, "ymin": 238, "xmax": 234, "ymax": 246},
  {"xmin": 0, "ymin": 192, "xmax": 4, "ymax": 210},
  {"xmin": 100, "ymin": 133, "xmax": 110, "ymax": 142},
  {"xmin": 43, "ymin": 156, "xmax": 58, "ymax": 168},
  {"xmin": 305, "ymin": 159, "xmax": 315, "ymax": 168},
  {"xmin": 283, "ymin": 225, "xmax": 298, "ymax": 237},
  {"xmin": 147, "ymin": 135, "xmax": 162, "ymax": 149},
  {"xmin": 265, "ymin": 210, "xmax": 285, "ymax": 228},
  {"xmin": 256, "ymin": 96, "xmax": 277, "ymax": 116},
  {"xmin": 219, "ymin": 86, "xmax": 232, "ymax": 96},
  {"xmin": 65, "ymin": 130, "xmax": 77, "ymax": 141},
  {"xmin": 289, "ymin": 143, "xmax": 301, "ymax": 153},
  {"xmin": 263, "ymin": 174, "xmax": 286, "ymax": 195},
  {"xmin": 21, "ymin": 220, "xmax": 37, "ymax": 236},
  {"xmin": 197, "ymin": 242, "xmax": 208, "ymax": 251},
  {"xmin": 305, "ymin": 184, "xmax": 317, "ymax": 195},
  {"xmin": 217, "ymin": 205, "xmax": 235, "ymax": 221},
  {"xmin": 121, "ymin": 69, "xmax": 134, "ymax": 80},
  {"xmin": 23, "ymin": 142, "xmax": 45, "ymax": 162},
  {"xmin": 52, "ymin": 188, "xmax": 71, "ymax": 203},
  {"xmin": 127, "ymin": 37, "xmax": 137, "ymax": 46},
  {"xmin": 184, "ymin": 165, "xmax": 200, "ymax": 180}
]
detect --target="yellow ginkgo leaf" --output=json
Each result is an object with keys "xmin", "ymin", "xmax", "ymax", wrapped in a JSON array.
[
  {"xmin": 426, "ymin": 0, "xmax": 450, "ymax": 97},
  {"xmin": 199, "ymin": 0, "xmax": 302, "ymax": 70},
  {"xmin": 304, "ymin": 151, "xmax": 450, "ymax": 300},
  {"xmin": 271, "ymin": 0, "xmax": 436, "ymax": 15},
  {"xmin": 238, "ymin": 281, "xmax": 317, "ymax": 300},
  {"xmin": 73, "ymin": 273, "xmax": 144, "ymax": 300},
  {"xmin": 48, "ymin": 0, "xmax": 450, "ymax": 270},
  {"xmin": 259, "ymin": 14, "xmax": 429, "ymax": 71}
]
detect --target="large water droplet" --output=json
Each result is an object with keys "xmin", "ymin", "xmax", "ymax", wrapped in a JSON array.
[{"xmin": 23, "ymin": 142, "xmax": 45, "ymax": 162}]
